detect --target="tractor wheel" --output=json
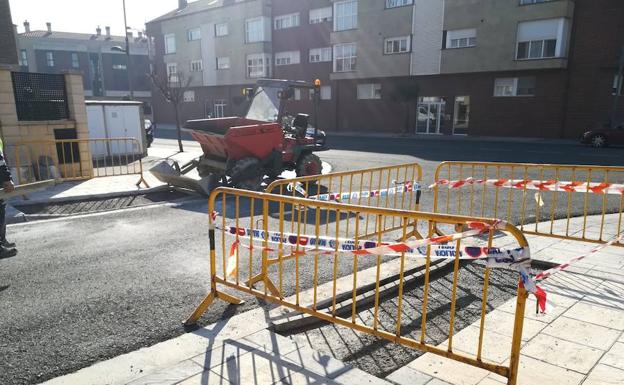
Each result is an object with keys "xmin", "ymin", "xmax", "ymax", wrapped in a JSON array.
[
  {"xmin": 591, "ymin": 134, "xmax": 608, "ymax": 148},
  {"xmin": 296, "ymin": 153, "xmax": 322, "ymax": 177},
  {"xmin": 230, "ymin": 157, "xmax": 264, "ymax": 191}
]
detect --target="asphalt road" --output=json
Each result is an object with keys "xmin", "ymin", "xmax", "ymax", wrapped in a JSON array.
[{"xmin": 1, "ymin": 133, "xmax": 622, "ymax": 384}]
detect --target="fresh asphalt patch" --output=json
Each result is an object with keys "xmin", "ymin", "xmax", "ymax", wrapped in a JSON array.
[
  {"xmin": 14, "ymin": 189, "xmax": 193, "ymax": 218},
  {"xmin": 280, "ymin": 261, "xmax": 542, "ymax": 379}
]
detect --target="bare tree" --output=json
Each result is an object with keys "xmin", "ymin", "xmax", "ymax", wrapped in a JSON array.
[{"xmin": 149, "ymin": 70, "xmax": 193, "ymax": 152}]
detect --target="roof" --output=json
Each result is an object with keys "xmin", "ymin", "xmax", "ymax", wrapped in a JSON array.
[
  {"xmin": 147, "ymin": 0, "xmax": 229, "ymax": 24},
  {"xmin": 18, "ymin": 30, "xmax": 147, "ymax": 45}
]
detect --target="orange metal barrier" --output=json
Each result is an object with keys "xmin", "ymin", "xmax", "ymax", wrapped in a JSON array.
[
  {"xmin": 186, "ymin": 187, "xmax": 530, "ymax": 385},
  {"xmin": 266, "ymin": 163, "xmax": 423, "ymax": 239},
  {"xmin": 432, "ymin": 162, "xmax": 624, "ymax": 246},
  {"xmin": 5, "ymin": 137, "xmax": 148, "ymax": 187}
]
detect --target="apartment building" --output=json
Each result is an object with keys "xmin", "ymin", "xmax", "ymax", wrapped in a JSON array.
[
  {"xmin": 147, "ymin": 0, "xmax": 624, "ymax": 139},
  {"xmin": 16, "ymin": 22, "xmax": 152, "ymax": 103},
  {"xmin": 0, "ymin": 0, "xmax": 18, "ymax": 66}
]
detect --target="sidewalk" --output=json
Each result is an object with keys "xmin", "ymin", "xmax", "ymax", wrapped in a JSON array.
[
  {"xmin": 388, "ymin": 214, "xmax": 624, "ymax": 385},
  {"xmin": 318, "ymin": 131, "xmax": 578, "ymax": 146},
  {"xmin": 6, "ymin": 147, "xmax": 205, "ymax": 223},
  {"xmin": 38, "ymin": 214, "xmax": 624, "ymax": 385}
]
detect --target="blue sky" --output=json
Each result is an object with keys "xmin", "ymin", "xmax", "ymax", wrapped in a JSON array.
[{"xmin": 9, "ymin": 0, "xmax": 182, "ymax": 35}]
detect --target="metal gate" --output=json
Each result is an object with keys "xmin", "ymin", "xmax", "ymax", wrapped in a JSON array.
[
  {"xmin": 432, "ymin": 161, "xmax": 624, "ymax": 245},
  {"xmin": 186, "ymin": 187, "xmax": 532, "ymax": 385}
]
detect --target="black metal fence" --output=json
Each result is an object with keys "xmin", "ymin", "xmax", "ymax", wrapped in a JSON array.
[{"xmin": 11, "ymin": 72, "xmax": 70, "ymax": 121}]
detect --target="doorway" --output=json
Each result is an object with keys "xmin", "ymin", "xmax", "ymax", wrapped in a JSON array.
[
  {"xmin": 453, "ymin": 96, "xmax": 470, "ymax": 135},
  {"xmin": 416, "ymin": 97, "xmax": 445, "ymax": 134}
]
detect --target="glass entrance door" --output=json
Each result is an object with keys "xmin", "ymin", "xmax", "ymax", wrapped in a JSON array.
[{"xmin": 416, "ymin": 97, "xmax": 445, "ymax": 134}]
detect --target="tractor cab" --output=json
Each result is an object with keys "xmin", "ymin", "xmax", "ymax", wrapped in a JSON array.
[{"xmin": 245, "ymin": 79, "xmax": 326, "ymax": 148}]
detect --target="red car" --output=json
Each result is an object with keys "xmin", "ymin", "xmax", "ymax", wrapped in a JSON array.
[{"xmin": 580, "ymin": 122, "xmax": 624, "ymax": 148}]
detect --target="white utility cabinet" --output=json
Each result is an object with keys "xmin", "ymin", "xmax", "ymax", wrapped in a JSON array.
[{"xmin": 86, "ymin": 100, "xmax": 145, "ymax": 159}]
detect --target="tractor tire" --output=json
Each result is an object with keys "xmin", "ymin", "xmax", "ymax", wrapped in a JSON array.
[
  {"xmin": 296, "ymin": 153, "xmax": 322, "ymax": 177},
  {"xmin": 230, "ymin": 157, "xmax": 264, "ymax": 191},
  {"xmin": 591, "ymin": 134, "xmax": 608, "ymax": 148}
]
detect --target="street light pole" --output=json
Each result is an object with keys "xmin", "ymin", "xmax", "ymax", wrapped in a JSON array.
[{"xmin": 123, "ymin": 0, "xmax": 134, "ymax": 99}]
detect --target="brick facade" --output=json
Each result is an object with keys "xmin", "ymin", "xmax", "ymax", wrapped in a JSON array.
[{"xmin": 147, "ymin": 0, "xmax": 624, "ymax": 139}]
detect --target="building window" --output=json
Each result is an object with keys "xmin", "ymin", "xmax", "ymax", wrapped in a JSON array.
[
  {"xmin": 187, "ymin": 28, "xmax": 201, "ymax": 41},
  {"xmin": 385, "ymin": 36, "xmax": 411, "ymax": 54},
  {"xmin": 446, "ymin": 28, "xmax": 477, "ymax": 49},
  {"xmin": 517, "ymin": 39, "xmax": 556, "ymax": 59},
  {"xmin": 493, "ymin": 77, "xmax": 535, "ymax": 97},
  {"xmin": 217, "ymin": 57, "xmax": 230, "ymax": 70},
  {"xmin": 275, "ymin": 51, "xmax": 300, "ymax": 66},
  {"xmin": 274, "ymin": 13, "xmax": 299, "ymax": 30},
  {"xmin": 333, "ymin": 43, "xmax": 356, "ymax": 72},
  {"xmin": 183, "ymin": 90, "xmax": 195, "ymax": 102},
  {"xmin": 357, "ymin": 83, "xmax": 381, "ymax": 100},
  {"xmin": 334, "ymin": 0, "xmax": 357, "ymax": 31},
  {"xmin": 215, "ymin": 22, "xmax": 228, "ymax": 37},
  {"xmin": 613, "ymin": 74, "xmax": 623, "ymax": 96},
  {"xmin": 167, "ymin": 63, "xmax": 178, "ymax": 84},
  {"xmin": 190, "ymin": 60, "xmax": 203, "ymax": 72},
  {"xmin": 164, "ymin": 33, "xmax": 176, "ymax": 54},
  {"xmin": 71, "ymin": 53, "xmax": 80, "ymax": 68},
  {"xmin": 247, "ymin": 54, "xmax": 269, "ymax": 78},
  {"xmin": 19, "ymin": 50, "xmax": 28, "ymax": 67},
  {"xmin": 46, "ymin": 51, "xmax": 54, "ymax": 67},
  {"xmin": 310, "ymin": 7, "xmax": 332, "ymax": 24},
  {"xmin": 386, "ymin": 0, "xmax": 413, "ymax": 8},
  {"xmin": 245, "ymin": 17, "xmax": 265, "ymax": 43},
  {"xmin": 310, "ymin": 47, "xmax": 332, "ymax": 63},
  {"xmin": 294, "ymin": 88, "xmax": 302, "ymax": 101},
  {"xmin": 516, "ymin": 18, "xmax": 568, "ymax": 60},
  {"xmin": 320, "ymin": 85, "xmax": 331, "ymax": 100},
  {"xmin": 214, "ymin": 100, "xmax": 227, "ymax": 118},
  {"xmin": 520, "ymin": 0, "xmax": 553, "ymax": 4}
]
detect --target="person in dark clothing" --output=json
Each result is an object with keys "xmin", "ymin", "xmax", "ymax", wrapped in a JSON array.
[{"xmin": 0, "ymin": 149, "xmax": 17, "ymax": 259}]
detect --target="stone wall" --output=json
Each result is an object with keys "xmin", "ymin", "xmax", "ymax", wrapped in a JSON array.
[{"xmin": 0, "ymin": 66, "xmax": 93, "ymax": 182}]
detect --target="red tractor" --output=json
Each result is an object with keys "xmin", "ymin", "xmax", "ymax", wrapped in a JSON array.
[{"xmin": 151, "ymin": 79, "xmax": 327, "ymax": 193}]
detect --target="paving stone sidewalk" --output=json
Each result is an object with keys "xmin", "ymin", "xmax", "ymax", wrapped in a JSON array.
[
  {"xmin": 389, "ymin": 214, "xmax": 624, "ymax": 385},
  {"xmin": 6, "ymin": 148, "xmax": 204, "ymax": 222}
]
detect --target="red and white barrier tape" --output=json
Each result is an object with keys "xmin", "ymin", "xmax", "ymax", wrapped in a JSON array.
[
  {"xmin": 430, "ymin": 178, "xmax": 624, "ymax": 195},
  {"xmin": 221, "ymin": 220, "xmax": 506, "ymax": 256},
  {"xmin": 218, "ymin": 217, "xmax": 544, "ymax": 311},
  {"xmin": 535, "ymin": 233, "xmax": 624, "ymax": 281},
  {"xmin": 287, "ymin": 180, "xmax": 421, "ymax": 202}
]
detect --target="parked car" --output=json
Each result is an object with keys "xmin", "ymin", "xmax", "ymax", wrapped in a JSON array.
[
  {"xmin": 580, "ymin": 122, "xmax": 624, "ymax": 148},
  {"xmin": 144, "ymin": 119, "xmax": 154, "ymax": 147}
]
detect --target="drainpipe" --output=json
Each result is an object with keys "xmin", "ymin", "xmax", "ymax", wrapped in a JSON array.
[{"xmin": 611, "ymin": 46, "xmax": 624, "ymax": 128}]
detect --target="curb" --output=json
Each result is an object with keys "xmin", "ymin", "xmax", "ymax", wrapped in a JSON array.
[
  {"xmin": 7, "ymin": 195, "xmax": 203, "ymax": 225},
  {"xmin": 10, "ymin": 184, "xmax": 170, "ymax": 207},
  {"xmin": 328, "ymin": 132, "xmax": 578, "ymax": 146}
]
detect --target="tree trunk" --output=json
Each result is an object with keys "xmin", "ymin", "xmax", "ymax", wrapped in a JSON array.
[{"xmin": 174, "ymin": 104, "xmax": 184, "ymax": 152}]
